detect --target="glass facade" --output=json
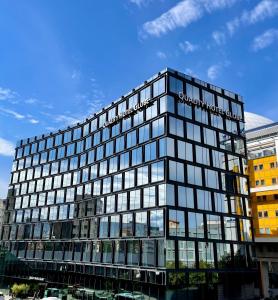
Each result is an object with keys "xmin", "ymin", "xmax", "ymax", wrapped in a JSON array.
[{"xmin": 0, "ymin": 68, "xmax": 256, "ymax": 298}]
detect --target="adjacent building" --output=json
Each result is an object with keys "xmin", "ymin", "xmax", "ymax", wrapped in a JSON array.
[
  {"xmin": 246, "ymin": 122, "xmax": 278, "ymax": 298},
  {"xmin": 0, "ymin": 68, "xmax": 257, "ymax": 299}
]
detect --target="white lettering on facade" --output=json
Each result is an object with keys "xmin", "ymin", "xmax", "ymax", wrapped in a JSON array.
[
  {"xmin": 178, "ymin": 92, "xmax": 241, "ymax": 121},
  {"xmin": 103, "ymin": 100, "xmax": 150, "ymax": 128}
]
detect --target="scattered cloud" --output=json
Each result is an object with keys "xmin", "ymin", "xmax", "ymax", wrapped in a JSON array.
[
  {"xmin": 0, "ymin": 107, "xmax": 25, "ymax": 119},
  {"xmin": 71, "ymin": 70, "xmax": 81, "ymax": 80},
  {"xmin": 29, "ymin": 118, "xmax": 39, "ymax": 124},
  {"xmin": 25, "ymin": 98, "xmax": 38, "ymax": 104},
  {"xmin": 0, "ymin": 87, "xmax": 17, "ymax": 101},
  {"xmin": 212, "ymin": 30, "xmax": 226, "ymax": 45},
  {"xmin": 0, "ymin": 137, "xmax": 15, "ymax": 157},
  {"xmin": 185, "ymin": 68, "xmax": 197, "ymax": 77},
  {"xmin": 141, "ymin": 0, "xmax": 238, "ymax": 37},
  {"xmin": 179, "ymin": 40, "xmax": 198, "ymax": 54},
  {"xmin": 252, "ymin": 28, "xmax": 278, "ymax": 51},
  {"xmin": 156, "ymin": 51, "xmax": 167, "ymax": 59},
  {"xmin": 227, "ymin": 0, "xmax": 278, "ymax": 35},
  {"xmin": 129, "ymin": 0, "xmax": 153, "ymax": 7},
  {"xmin": 207, "ymin": 65, "xmax": 221, "ymax": 80},
  {"xmin": 207, "ymin": 60, "xmax": 230, "ymax": 81}
]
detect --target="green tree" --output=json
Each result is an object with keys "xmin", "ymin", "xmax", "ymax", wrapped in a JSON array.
[{"xmin": 11, "ymin": 283, "xmax": 30, "ymax": 298}]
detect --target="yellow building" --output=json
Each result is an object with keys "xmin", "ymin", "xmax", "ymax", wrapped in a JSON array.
[{"xmin": 246, "ymin": 121, "xmax": 278, "ymax": 297}]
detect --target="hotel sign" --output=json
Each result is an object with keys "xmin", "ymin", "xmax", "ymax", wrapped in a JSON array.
[
  {"xmin": 103, "ymin": 100, "xmax": 150, "ymax": 128},
  {"xmin": 178, "ymin": 92, "xmax": 242, "ymax": 121}
]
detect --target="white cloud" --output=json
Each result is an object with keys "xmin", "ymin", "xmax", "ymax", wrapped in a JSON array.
[
  {"xmin": 207, "ymin": 65, "xmax": 221, "ymax": 80},
  {"xmin": 252, "ymin": 28, "xmax": 278, "ymax": 51},
  {"xmin": 129, "ymin": 0, "xmax": 153, "ymax": 7},
  {"xmin": 212, "ymin": 30, "xmax": 226, "ymax": 45},
  {"xmin": 0, "ymin": 87, "xmax": 17, "ymax": 101},
  {"xmin": 25, "ymin": 98, "xmax": 38, "ymax": 104},
  {"xmin": 156, "ymin": 51, "xmax": 167, "ymax": 59},
  {"xmin": 71, "ymin": 70, "xmax": 81, "ymax": 80},
  {"xmin": 29, "ymin": 119, "xmax": 39, "ymax": 124},
  {"xmin": 142, "ymin": 0, "xmax": 238, "ymax": 37},
  {"xmin": 227, "ymin": 0, "xmax": 278, "ymax": 35},
  {"xmin": 207, "ymin": 60, "xmax": 230, "ymax": 80},
  {"xmin": 0, "ymin": 179, "xmax": 9, "ymax": 198},
  {"xmin": 179, "ymin": 40, "xmax": 198, "ymax": 53},
  {"xmin": 0, "ymin": 137, "xmax": 15, "ymax": 157},
  {"xmin": 0, "ymin": 107, "xmax": 25, "ymax": 119},
  {"xmin": 185, "ymin": 68, "xmax": 197, "ymax": 77}
]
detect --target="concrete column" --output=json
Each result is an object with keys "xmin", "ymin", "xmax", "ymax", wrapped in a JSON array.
[{"xmin": 260, "ymin": 261, "xmax": 269, "ymax": 298}]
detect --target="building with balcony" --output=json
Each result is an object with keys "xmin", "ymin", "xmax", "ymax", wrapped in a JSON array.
[
  {"xmin": 246, "ymin": 122, "xmax": 278, "ymax": 298},
  {"xmin": 0, "ymin": 68, "xmax": 257, "ymax": 299}
]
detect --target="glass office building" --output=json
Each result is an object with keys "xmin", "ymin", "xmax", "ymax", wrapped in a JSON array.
[{"xmin": 0, "ymin": 68, "xmax": 257, "ymax": 299}]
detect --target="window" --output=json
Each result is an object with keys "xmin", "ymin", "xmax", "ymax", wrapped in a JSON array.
[
  {"xmin": 142, "ymin": 240, "xmax": 155, "ymax": 267},
  {"xmin": 135, "ymin": 212, "xmax": 148, "ymax": 236},
  {"xmin": 145, "ymin": 141, "xmax": 156, "ymax": 162},
  {"xmin": 169, "ymin": 76, "xmax": 183, "ymax": 94},
  {"xmin": 254, "ymin": 166, "xmax": 258, "ymax": 171},
  {"xmin": 205, "ymin": 169, "xmax": 219, "ymax": 189},
  {"xmin": 153, "ymin": 77, "xmax": 165, "ymax": 97},
  {"xmin": 224, "ymin": 217, "xmax": 237, "ymax": 241},
  {"xmin": 110, "ymin": 215, "xmax": 120, "ymax": 237},
  {"xmin": 99, "ymin": 217, "xmax": 109, "ymax": 238},
  {"xmin": 169, "ymin": 160, "xmax": 184, "ymax": 183},
  {"xmin": 188, "ymin": 212, "xmax": 204, "ymax": 238},
  {"xmin": 261, "ymin": 179, "xmax": 265, "ymax": 185},
  {"xmin": 203, "ymin": 128, "xmax": 217, "ymax": 147},
  {"xmin": 178, "ymin": 101, "xmax": 192, "ymax": 119},
  {"xmin": 160, "ymin": 95, "xmax": 175, "ymax": 113},
  {"xmin": 124, "ymin": 170, "xmax": 135, "ymax": 189},
  {"xmin": 195, "ymin": 145, "xmax": 210, "ymax": 165},
  {"xmin": 178, "ymin": 186, "xmax": 194, "ymax": 208},
  {"xmin": 139, "ymin": 124, "xmax": 149, "ymax": 143},
  {"xmin": 127, "ymin": 240, "xmax": 139, "ymax": 265},
  {"xmin": 270, "ymin": 162, "xmax": 275, "ymax": 169},
  {"xmin": 187, "ymin": 165, "xmax": 202, "ymax": 186},
  {"xmin": 169, "ymin": 209, "xmax": 185, "ymax": 237},
  {"xmin": 272, "ymin": 178, "xmax": 277, "ymax": 184},
  {"xmin": 187, "ymin": 122, "xmax": 201, "ymax": 142},
  {"xmin": 259, "ymin": 164, "xmax": 263, "ymax": 170},
  {"xmin": 129, "ymin": 189, "xmax": 141, "ymax": 210},
  {"xmin": 169, "ymin": 117, "xmax": 184, "ymax": 137},
  {"xmin": 207, "ymin": 214, "xmax": 222, "ymax": 239},
  {"xmin": 143, "ymin": 186, "xmax": 156, "ymax": 208},
  {"xmin": 146, "ymin": 101, "xmax": 157, "ymax": 120},
  {"xmin": 186, "ymin": 83, "xmax": 199, "ymax": 99},
  {"xmin": 152, "ymin": 117, "xmax": 165, "ymax": 138},
  {"xmin": 131, "ymin": 147, "xmax": 142, "ymax": 166},
  {"xmin": 198, "ymin": 241, "xmax": 215, "ymax": 268},
  {"xmin": 127, "ymin": 130, "xmax": 137, "ymax": 148},
  {"xmin": 150, "ymin": 209, "xmax": 164, "ymax": 236},
  {"xmin": 122, "ymin": 214, "xmax": 133, "ymax": 237},
  {"xmin": 158, "ymin": 184, "xmax": 175, "ymax": 206},
  {"xmin": 159, "ymin": 137, "xmax": 175, "ymax": 158},
  {"xmin": 197, "ymin": 189, "xmax": 212, "ymax": 211},
  {"xmin": 151, "ymin": 161, "xmax": 164, "ymax": 182},
  {"xmin": 114, "ymin": 240, "xmax": 125, "ymax": 264},
  {"xmin": 117, "ymin": 192, "xmax": 127, "ymax": 211},
  {"xmin": 177, "ymin": 141, "xmax": 193, "ymax": 161},
  {"xmin": 140, "ymin": 86, "xmax": 150, "ymax": 102},
  {"xmin": 178, "ymin": 240, "xmax": 195, "ymax": 268},
  {"xmin": 137, "ymin": 166, "xmax": 148, "ymax": 186}
]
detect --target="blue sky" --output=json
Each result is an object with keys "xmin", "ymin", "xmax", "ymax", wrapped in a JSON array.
[{"xmin": 0, "ymin": 0, "xmax": 278, "ymax": 197}]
